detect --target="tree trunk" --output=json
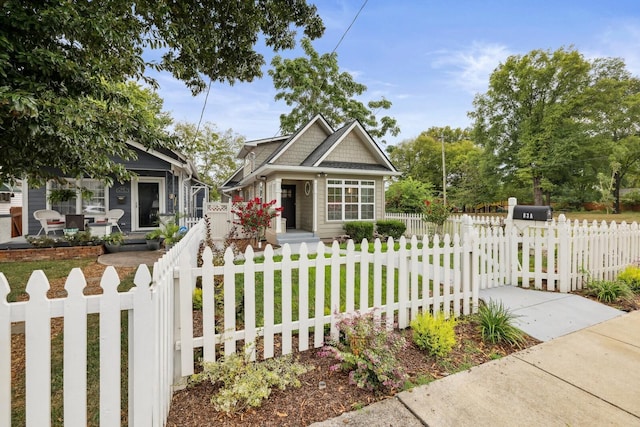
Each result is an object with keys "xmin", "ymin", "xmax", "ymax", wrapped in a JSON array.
[
  {"xmin": 533, "ymin": 175, "xmax": 543, "ymax": 206},
  {"xmin": 613, "ymin": 171, "xmax": 622, "ymax": 214}
]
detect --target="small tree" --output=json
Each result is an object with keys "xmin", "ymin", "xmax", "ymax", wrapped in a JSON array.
[
  {"xmin": 423, "ymin": 199, "xmax": 451, "ymax": 236},
  {"xmin": 231, "ymin": 198, "xmax": 283, "ymax": 246}
]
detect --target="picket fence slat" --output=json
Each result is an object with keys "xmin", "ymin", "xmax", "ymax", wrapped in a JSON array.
[
  {"xmin": 281, "ymin": 244, "xmax": 293, "ymax": 356},
  {"xmin": 243, "ymin": 247, "xmax": 257, "ymax": 360},
  {"xmin": 25, "ymin": 271, "xmax": 52, "ymax": 427},
  {"xmin": 298, "ymin": 244, "xmax": 310, "ymax": 352},
  {"xmin": 63, "ymin": 269, "xmax": 88, "ymax": 427},
  {"xmin": 313, "ymin": 242, "xmax": 326, "ymax": 348},
  {"xmin": 263, "ymin": 245, "xmax": 275, "ymax": 360},
  {"xmin": 100, "ymin": 267, "xmax": 122, "ymax": 427},
  {"xmin": 0, "ymin": 274, "xmax": 10, "ymax": 427}
]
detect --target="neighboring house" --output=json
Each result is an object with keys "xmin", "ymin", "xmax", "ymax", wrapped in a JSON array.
[
  {"xmin": 220, "ymin": 114, "xmax": 401, "ymax": 243},
  {"xmin": 23, "ymin": 142, "xmax": 209, "ymax": 235},
  {"xmin": 0, "ymin": 182, "xmax": 23, "ymax": 243}
]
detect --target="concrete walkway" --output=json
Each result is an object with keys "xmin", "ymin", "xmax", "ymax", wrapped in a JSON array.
[{"xmin": 312, "ymin": 288, "xmax": 640, "ymax": 427}]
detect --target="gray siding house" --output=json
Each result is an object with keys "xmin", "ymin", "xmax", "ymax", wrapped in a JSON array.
[
  {"xmin": 23, "ymin": 142, "xmax": 207, "ymax": 235},
  {"xmin": 220, "ymin": 115, "xmax": 400, "ymax": 243}
]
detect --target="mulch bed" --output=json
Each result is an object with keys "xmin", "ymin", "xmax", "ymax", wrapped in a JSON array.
[{"xmin": 166, "ymin": 320, "xmax": 540, "ymax": 427}]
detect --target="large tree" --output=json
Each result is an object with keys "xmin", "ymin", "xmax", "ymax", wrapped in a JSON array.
[
  {"xmin": 580, "ymin": 58, "xmax": 640, "ymax": 213},
  {"xmin": 173, "ymin": 122, "xmax": 244, "ymax": 201},
  {"xmin": 386, "ymin": 127, "xmax": 478, "ymax": 200},
  {"xmin": 0, "ymin": 0, "xmax": 323, "ymax": 185},
  {"xmin": 269, "ymin": 38, "xmax": 399, "ymax": 142},
  {"xmin": 470, "ymin": 47, "xmax": 592, "ymax": 205}
]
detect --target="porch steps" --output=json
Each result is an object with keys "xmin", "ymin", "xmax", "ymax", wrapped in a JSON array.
[{"xmin": 276, "ymin": 230, "xmax": 321, "ymax": 246}]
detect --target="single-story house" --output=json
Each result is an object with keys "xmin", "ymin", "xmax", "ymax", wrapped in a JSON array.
[
  {"xmin": 22, "ymin": 141, "xmax": 209, "ymax": 235},
  {"xmin": 220, "ymin": 114, "xmax": 401, "ymax": 243}
]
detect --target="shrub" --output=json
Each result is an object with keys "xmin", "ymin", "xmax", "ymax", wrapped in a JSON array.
[
  {"xmin": 231, "ymin": 197, "xmax": 282, "ymax": 244},
  {"xmin": 318, "ymin": 311, "xmax": 407, "ymax": 392},
  {"xmin": 585, "ymin": 279, "xmax": 633, "ymax": 303},
  {"xmin": 193, "ymin": 287, "xmax": 203, "ymax": 310},
  {"xmin": 375, "ymin": 219, "xmax": 406, "ymax": 239},
  {"xmin": 410, "ymin": 311, "xmax": 456, "ymax": 357},
  {"xmin": 343, "ymin": 221, "xmax": 374, "ymax": 242},
  {"xmin": 617, "ymin": 265, "xmax": 640, "ymax": 293},
  {"xmin": 478, "ymin": 300, "xmax": 525, "ymax": 347},
  {"xmin": 422, "ymin": 198, "xmax": 451, "ymax": 227},
  {"xmin": 190, "ymin": 348, "xmax": 309, "ymax": 414}
]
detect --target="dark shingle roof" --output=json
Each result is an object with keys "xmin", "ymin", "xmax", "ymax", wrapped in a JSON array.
[{"xmin": 318, "ymin": 161, "xmax": 392, "ymax": 171}]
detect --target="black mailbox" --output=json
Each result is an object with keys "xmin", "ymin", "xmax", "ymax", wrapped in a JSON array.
[{"xmin": 512, "ymin": 205, "xmax": 552, "ymax": 221}]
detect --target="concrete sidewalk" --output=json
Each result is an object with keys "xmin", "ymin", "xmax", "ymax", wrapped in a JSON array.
[{"xmin": 312, "ymin": 290, "xmax": 640, "ymax": 427}]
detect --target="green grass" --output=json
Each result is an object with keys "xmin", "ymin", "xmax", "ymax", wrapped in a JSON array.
[
  {"xmin": 4, "ymin": 259, "xmax": 136, "ymax": 426},
  {"xmin": 232, "ymin": 263, "xmax": 414, "ymax": 326},
  {"xmin": 1, "ymin": 259, "xmax": 95, "ymax": 302}
]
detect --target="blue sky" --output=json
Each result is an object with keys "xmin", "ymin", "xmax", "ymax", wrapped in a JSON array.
[{"xmin": 152, "ymin": 0, "xmax": 640, "ymax": 146}]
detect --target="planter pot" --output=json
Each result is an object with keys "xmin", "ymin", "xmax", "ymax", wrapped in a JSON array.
[
  {"xmin": 146, "ymin": 239, "xmax": 161, "ymax": 251},
  {"xmin": 104, "ymin": 243, "xmax": 122, "ymax": 253}
]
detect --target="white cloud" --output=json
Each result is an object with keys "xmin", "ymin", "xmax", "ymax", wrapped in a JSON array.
[
  {"xmin": 431, "ymin": 42, "xmax": 512, "ymax": 95},
  {"xmin": 592, "ymin": 22, "xmax": 640, "ymax": 76}
]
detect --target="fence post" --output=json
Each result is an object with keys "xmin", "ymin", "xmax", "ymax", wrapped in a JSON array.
[
  {"xmin": 461, "ymin": 215, "xmax": 478, "ymax": 313},
  {"xmin": 0, "ymin": 274, "xmax": 11, "ymax": 427},
  {"xmin": 557, "ymin": 214, "xmax": 571, "ymax": 292},
  {"xmin": 504, "ymin": 197, "xmax": 517, "ymax": 285}
]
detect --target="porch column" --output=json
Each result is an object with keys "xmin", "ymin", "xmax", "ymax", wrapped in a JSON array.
[
  {"xmin": 275, "ymin": 179, "xmax": 282, "ymax": 233},
  {"xmin": 313, "ymin": 179, "xmax": 318, "ymax": 234}
]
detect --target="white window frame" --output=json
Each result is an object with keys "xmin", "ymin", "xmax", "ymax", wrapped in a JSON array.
[
  {"xmin": 47, "ymin": 178, "xmax": 109, "ymax": 215},
  {"xmin": 326, "ymin": 179, "xmax": 375, "ymax": 221}
]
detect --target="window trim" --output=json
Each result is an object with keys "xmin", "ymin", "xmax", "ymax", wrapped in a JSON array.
[
  {"xmin": 326, "ymin": 179, "xmax": 375, "ymax": 222},
  {"xmin": 47, "ymin": 178, "xmax": 109, "ymax": 214}
]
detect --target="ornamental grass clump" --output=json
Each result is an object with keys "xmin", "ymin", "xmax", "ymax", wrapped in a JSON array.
[
  {"xmin": 585, "ymin": 279, "xmax": 633, "ymax": 303},
  {"xmin": 190, "ymin": 347, "xmax": 309, "ymax": 414},
  {"xmin": 478, "ymin": 300, "xmax": 525, "ymax": 347},
  {"xmin": 318, "ymin": 311, "xmax": 407, "ymax": 392},
  {"xmin": 410, "ymin": 311, "xmax": 456, "ymax": 358}
]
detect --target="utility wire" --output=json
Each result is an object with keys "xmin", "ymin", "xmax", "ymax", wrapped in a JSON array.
[
  {"xmin": 192, "ymin": 79, "xmax": 212, "ymax": 145},
  {"xmin": 332, "ymin": 0, "xmax": 368, "ymax": 54},
  {"xmin": 274, "ymin": 0, "xmax": 369, "ymax": 137}
]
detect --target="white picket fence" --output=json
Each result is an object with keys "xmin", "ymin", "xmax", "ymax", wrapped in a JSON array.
[
  {"xmin": 3, "ymin": 210, "xmax": 640, "ymax": 426},
  {"xmin": 176, "ymin": 232, "xmax": 476, "ymax": 371},
  {"xmin": 384, "ymin": 211, "xmax": 504, "ymax": 238},
  {"xmin": 0, "ymin": 219, "xmax": 205, "ymax": 427}
]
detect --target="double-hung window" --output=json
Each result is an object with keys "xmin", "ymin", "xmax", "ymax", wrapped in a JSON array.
[
  {"xmin": 327, "ymin": 179, "xmax": 375, "ymax": 221},
  {"xmin": 47, "ymin": 179, "xmax": 107, "ymax": 215}
]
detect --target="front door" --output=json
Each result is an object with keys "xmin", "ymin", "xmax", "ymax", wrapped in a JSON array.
[
  {"xmin": 134, "ymin": 178, "xmax": 165, "ymax": 230},
  {"xmin": 281, "ymin": 184, "xmax": 296, "ymax": 229}
]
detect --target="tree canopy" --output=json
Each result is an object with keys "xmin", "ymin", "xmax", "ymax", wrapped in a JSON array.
[
  {"xmin": 173, "ymin": 122, "xmax": 244, "ymax": 201},
  {"xmin": 470, "ymin": 47, "xmax": 593, "ymax": 205},
  {"xmin": 0, "ymin": 0, "xmax": 324, "ymax": 185},
  {"xmin": 269, "ymin": 38, "xmax": 400, "ymax": 142},
  {"xmin": 385, "ymin": 178, "xmax": 433, "ymax": 213},
  {"xmin": 470, "ymin": 48, "xmax": 640, "ymax": 208}
]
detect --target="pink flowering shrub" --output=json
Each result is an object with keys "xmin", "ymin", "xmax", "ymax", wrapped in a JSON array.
[
  {"xmin": 318, "ymin": 311, "xmax": 407, "ymax": 392},
  {"xmin": 231, "ymin": 197, "xmax": 283, "ymax": 244}
]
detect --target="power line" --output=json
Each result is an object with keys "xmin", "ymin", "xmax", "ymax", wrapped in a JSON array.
[
  {"xmin": 193, "ymin": 79, "xmax": 212, "ymax": 144},
  {"xmin": 332, "ymin": 0, "xmax": 368, "ymax": 53}
]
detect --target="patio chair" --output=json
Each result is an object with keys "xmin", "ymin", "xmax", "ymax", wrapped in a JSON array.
[
  {"xmin": 33, "ymin": 209, "xmax": 65, "ymax": 235},
  {"xmin": 105, "ymin": 208, "xmax": 124, "ymax": 234}
]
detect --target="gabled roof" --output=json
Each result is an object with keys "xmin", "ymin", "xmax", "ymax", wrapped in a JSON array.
[
  {"xmin": 227, "ymin": 114, "xmax": 399, "ymax": 188},
  {"xmin": 301, "ymin": 121, "xmax": 352, "ymax": 166},
  {"xmin": 264, "ymin": 114, "xmax": 334, "ymax": 165}
]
